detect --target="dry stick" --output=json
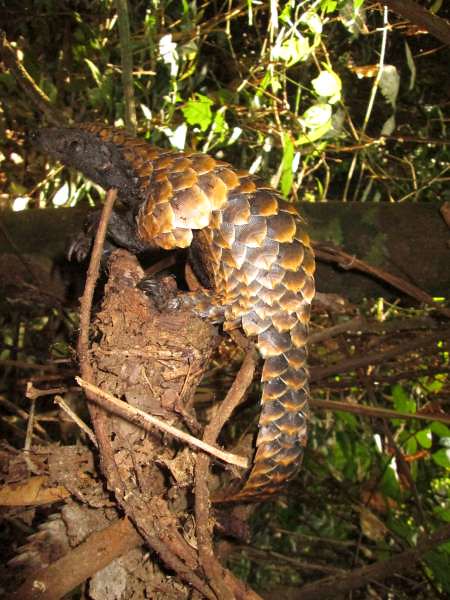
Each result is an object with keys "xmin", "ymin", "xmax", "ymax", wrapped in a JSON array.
[
  {"xmin": 310, "ymin": 398, "xmax": 450, "ymax": 426},
  {"xmin": 308, "ymin": 315, "xmax": 439, "ymax": 345},
  {"xmin": 313, "ymin": 242, "xmax": 450, "ymax": 319},
  {"xmin": 114, "ymin": 0, "xmax": 137, "ymax": 134},
  {"xmin": 195, "ymin": 346, "xmax": 262, "ymax": 600},
  {"xmin": 0, "ymin": 33, "xmax": 67, "ymax": 126},
  {"xmin": 76, "ymin": 189, "xmax": 217, "ymax": 600},
  {"xmin": 54, "ymin": 395, "xmax": 98, "ymax": 448},
  {"xmin": 77, "ymin": 189, "xmax": 120, "ymax": 485},
  {"xmin": 310, "ymin": 329, "xmax": 448, "ymax": 381},
  {"xmin": 295, "ymin": 523, "xmax": 450, "ymax": 600},
  {"xmin": 384, "ymin": 0, "xmax": 450, "ymax": 46},
  {"xmin": 76, "ymin": 376, "xmax": 248, "ymax": 468},
  {"xmin": 9, "ymin": 518, "xmax": 143, "ymax": 600}
]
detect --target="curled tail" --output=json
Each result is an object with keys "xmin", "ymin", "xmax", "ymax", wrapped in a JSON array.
[
  {"xmin": 216, "ymin": 224, "xmax": 315, "ymax": 502},
  {"xmin": 222, "ymin": 308, "xmax": 311, "ymax": 502},
  {"xmin": 238, "ymin": 322, "xmax": 310, "ymax": 500}
]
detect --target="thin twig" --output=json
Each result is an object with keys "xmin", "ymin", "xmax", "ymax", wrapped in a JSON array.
[
  {"xmin": 114, "ymin": 0, "xmax": 137, "ymax": 133},
  {"xmin": 54, "ymin": 395, "xmax": 98, "ymax": 448},
  {"xmin": 0, "ymin": 33, "xmax": 67, "ymax": 126},
  {"xmin": 313, "ymin": 241, "xmax": 450, "ymax": 319},
  {"xmin": 76, "ymin": 376, "xmax": 248, "ymax": 468},
  {"xmin": 194, "ymin": 345, "xmax": 259, "ymax": 600},
  {"xmin": 310, "ymin": 398, "xmax": 450, "ymax": 425},
  {"xmin": 310, "ymin": 329, "xmax": 448, "ymax": 383},
  {"xmin": 341, "ymin": 6, "xmax": 389, "ymax": 201},
  {"xmin": 295, "ymin": 523, "xmax": 450, "ymax": 600}
]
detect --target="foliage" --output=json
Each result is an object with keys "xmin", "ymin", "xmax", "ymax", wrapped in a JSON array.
[{"xmin": 0, "ymin": 0, "xmax": 449, "ymax": 598}]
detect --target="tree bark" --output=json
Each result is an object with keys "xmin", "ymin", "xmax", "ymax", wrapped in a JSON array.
[{"xmin": 0, "ymin": 201, "xmax": 448, "ymax": 303}]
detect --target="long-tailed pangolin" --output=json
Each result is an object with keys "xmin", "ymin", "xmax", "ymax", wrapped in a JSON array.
[{"xmin": 33, "ymin": 124, "xmax": 315, "ymax": 501}]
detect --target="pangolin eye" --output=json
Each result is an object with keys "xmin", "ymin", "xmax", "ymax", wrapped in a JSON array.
[{"xmin": 68, "ymin": 139, "xmax": 83, "ymax": 153}]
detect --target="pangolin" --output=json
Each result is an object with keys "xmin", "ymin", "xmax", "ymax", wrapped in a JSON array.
[{"xmin": 33, "ymin": 124, "xmax": 315, "ymax": 501}]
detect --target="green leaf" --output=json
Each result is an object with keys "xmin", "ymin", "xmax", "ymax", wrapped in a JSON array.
[
  {"xmin": 181, "ymin": 94, "xmax": 213, "ymax": 132},
  {"xmin": 280, "ymin": 134, "xmax": 295, "ymax": 197},
  {"xmin": 336, "ymin": 410, "xmax": 358, "ymax": 430},
  {"xmin": 432, "ymin": 449, "xmax": 450, "ymax": 469},
  {"xmin": 392, "ymin": 384, "xmax": 416, "ymax": 414},
  {"xmin": 431, "ymin": 422, "xmax": 450, "ymax": 438},
  {"xmin": 312, "ymin": 70, "xmax": 342, "ymax": 103},
  {"xmin": 416, "ymin": 428, "xmax": 432, "ymax": 449},
  {"xmin": 273, "ymin": 35, "xmax": 310, "ymax": 66},
  {"xmin": 434, "ymin": 507, "xmax": 450, "ymax": 523},
  {"xmin": 424, "ymin": 549, "xmax": 450, "ymax": 593},
  {"xmin": 300, "ymin": 11, "xmax": 323, "ymax": 34},
  {"xmin": 84, "ymin": 58, "xmax": 102, "ymax": 86},
  {"xmin": 301, "ymin": 103, "xmax": 332, "ymax": 130}
]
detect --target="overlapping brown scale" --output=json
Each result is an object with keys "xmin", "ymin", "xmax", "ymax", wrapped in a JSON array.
[
  {"xmin": 241, "ymin": 312, "xmax": 272, "ymax": 337},
  {"xmin": 258, "ymin": 284, "xmax": 286, "ymax": 305},
  {"xmin": 152, "ymin": 231, "xmax": 177, "ymax": 250},
  {"xmin": 209, "ymin": 210, "xmax": 223, "ymax": 230},
  {"xmin": 171, "ymin": 186, "xmax": 212, "ymax": 230},
  {"xmin": 278, "ymin": 240, "xmax": 305, "ymax": 271},
  {"xmin": 283, "ymin": 269, "xmax": 307, "ymax": 293},
  {"xmin": 245, "ymin": 239, "xmax": 279, "ymax": 270},
  {"xmin": 227, "ymin": 241, "xmax": 248, "ymax": 269},
  {"xmin": 152, "ymin": 201, "xmax": 175, "ymax": 233},
  {"xmin": 270, "ymin": 311, "xmax": 298, "ymax": 333},
  {"xmin": 252, "ymin": 438, "xmax": 284, "ymax": 461},
  {"xmin": 266, "ymin": 212, "xmax": 297, "ymax": 243},
  {"xmin": 137, "ymin": 161, "xmax": 153, "ymax": 179},
  {"xmin": 302, "ymin": 246, "xmax": 316, "ymax": 276},
  {"xmin": 234, "ymin": 217, "xmax": 267, "ymax": 248},
  {"xmin": 153, "ymin": 155, "xmax": 177, "ymax": 171},
  {"xmin": 214, "ymin": 222, "xmax": 235, "ymax": 249},
  {"xmin": 252, "ymin": 300, "xmax": 276, "ymax": 320},
  {"xmin": 222, "ymin": 196, "xmax": 251, "ymax": 225},
  {"xmin": 234, "ymin": 176, "xmax": 257, "ymax": 195},
  {"xmin": 285, "ymin": 347, "xmax": 307, "ymax": 369},
  {"xmin": 256, "ymin": 424, "xmax": 283, "ymax": 444},
  {"xmin": 172, "ymin": 228, "xmax": 193, "ymax": 247},
  {"xmin": 294, "ymin": 222, "xmax": 311, "ymax": 246},
  {"xmin": 280, "ymin": 367, "xmax": 308, "ymax": 390},
  {"xmin": 216, "ymin": 167, "xmax": 240, "ymax": 190},
  {"xmin": 189, "ymin": 153, "xmax": 217, "ymax": 174},
  {"xmin": 263, "ymin": 378, "xmax": 289, "ymax": 399},
  {"xmin": 249, "ymin": 189, "xmax": 279, "ymax": 216},
  {"xmin": 258, "ymin": 327, "xmax": 292, "ymax": 357},
  {"xmin": 301, "ymin": 275, "xmax": 315, "ymax": 303},
  {"xmin": 257, "ymin": 266, "xmax": 286, "ymax": 289},
  {"xmin": 279, "ymin": 290, "xmax": 305, "ymax": 313},
  {"xmin": 167, "ymin": 156, "xmax": 193, "ymax": 173},
  {"xmin": 232, "ymin": 263, "xmax": 260, "ymax": 286},
  {"xmin": 198, "ymin": 173, "xmax": 229, "ymax": 210},
  {"xmin": 241, "ymin": 279, "xmax": 263, "ymax": 297},
  {"xmin": 275, "ymin": 390, "xmax": 307, "ymax": 413},
  {"xmin": 261, "ymin": 355, "xmax": 289, "ymax": 381},
  {"xmin": 167, "ymin": 168, "xmax": 198, "ymax": 191},
  {"xmin": 290, "ymin": 322, "xmax": 309, "ymax": 347}
]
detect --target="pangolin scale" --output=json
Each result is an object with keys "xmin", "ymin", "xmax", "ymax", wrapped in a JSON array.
[{"xmin": 33, "ymin": 124, "xmax": 315, "ymax": 501}]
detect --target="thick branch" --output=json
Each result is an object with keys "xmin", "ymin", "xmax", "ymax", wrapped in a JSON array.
[{"xmin": 384, "ymin": 0, "xmax": 450, "ymax": 46}]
